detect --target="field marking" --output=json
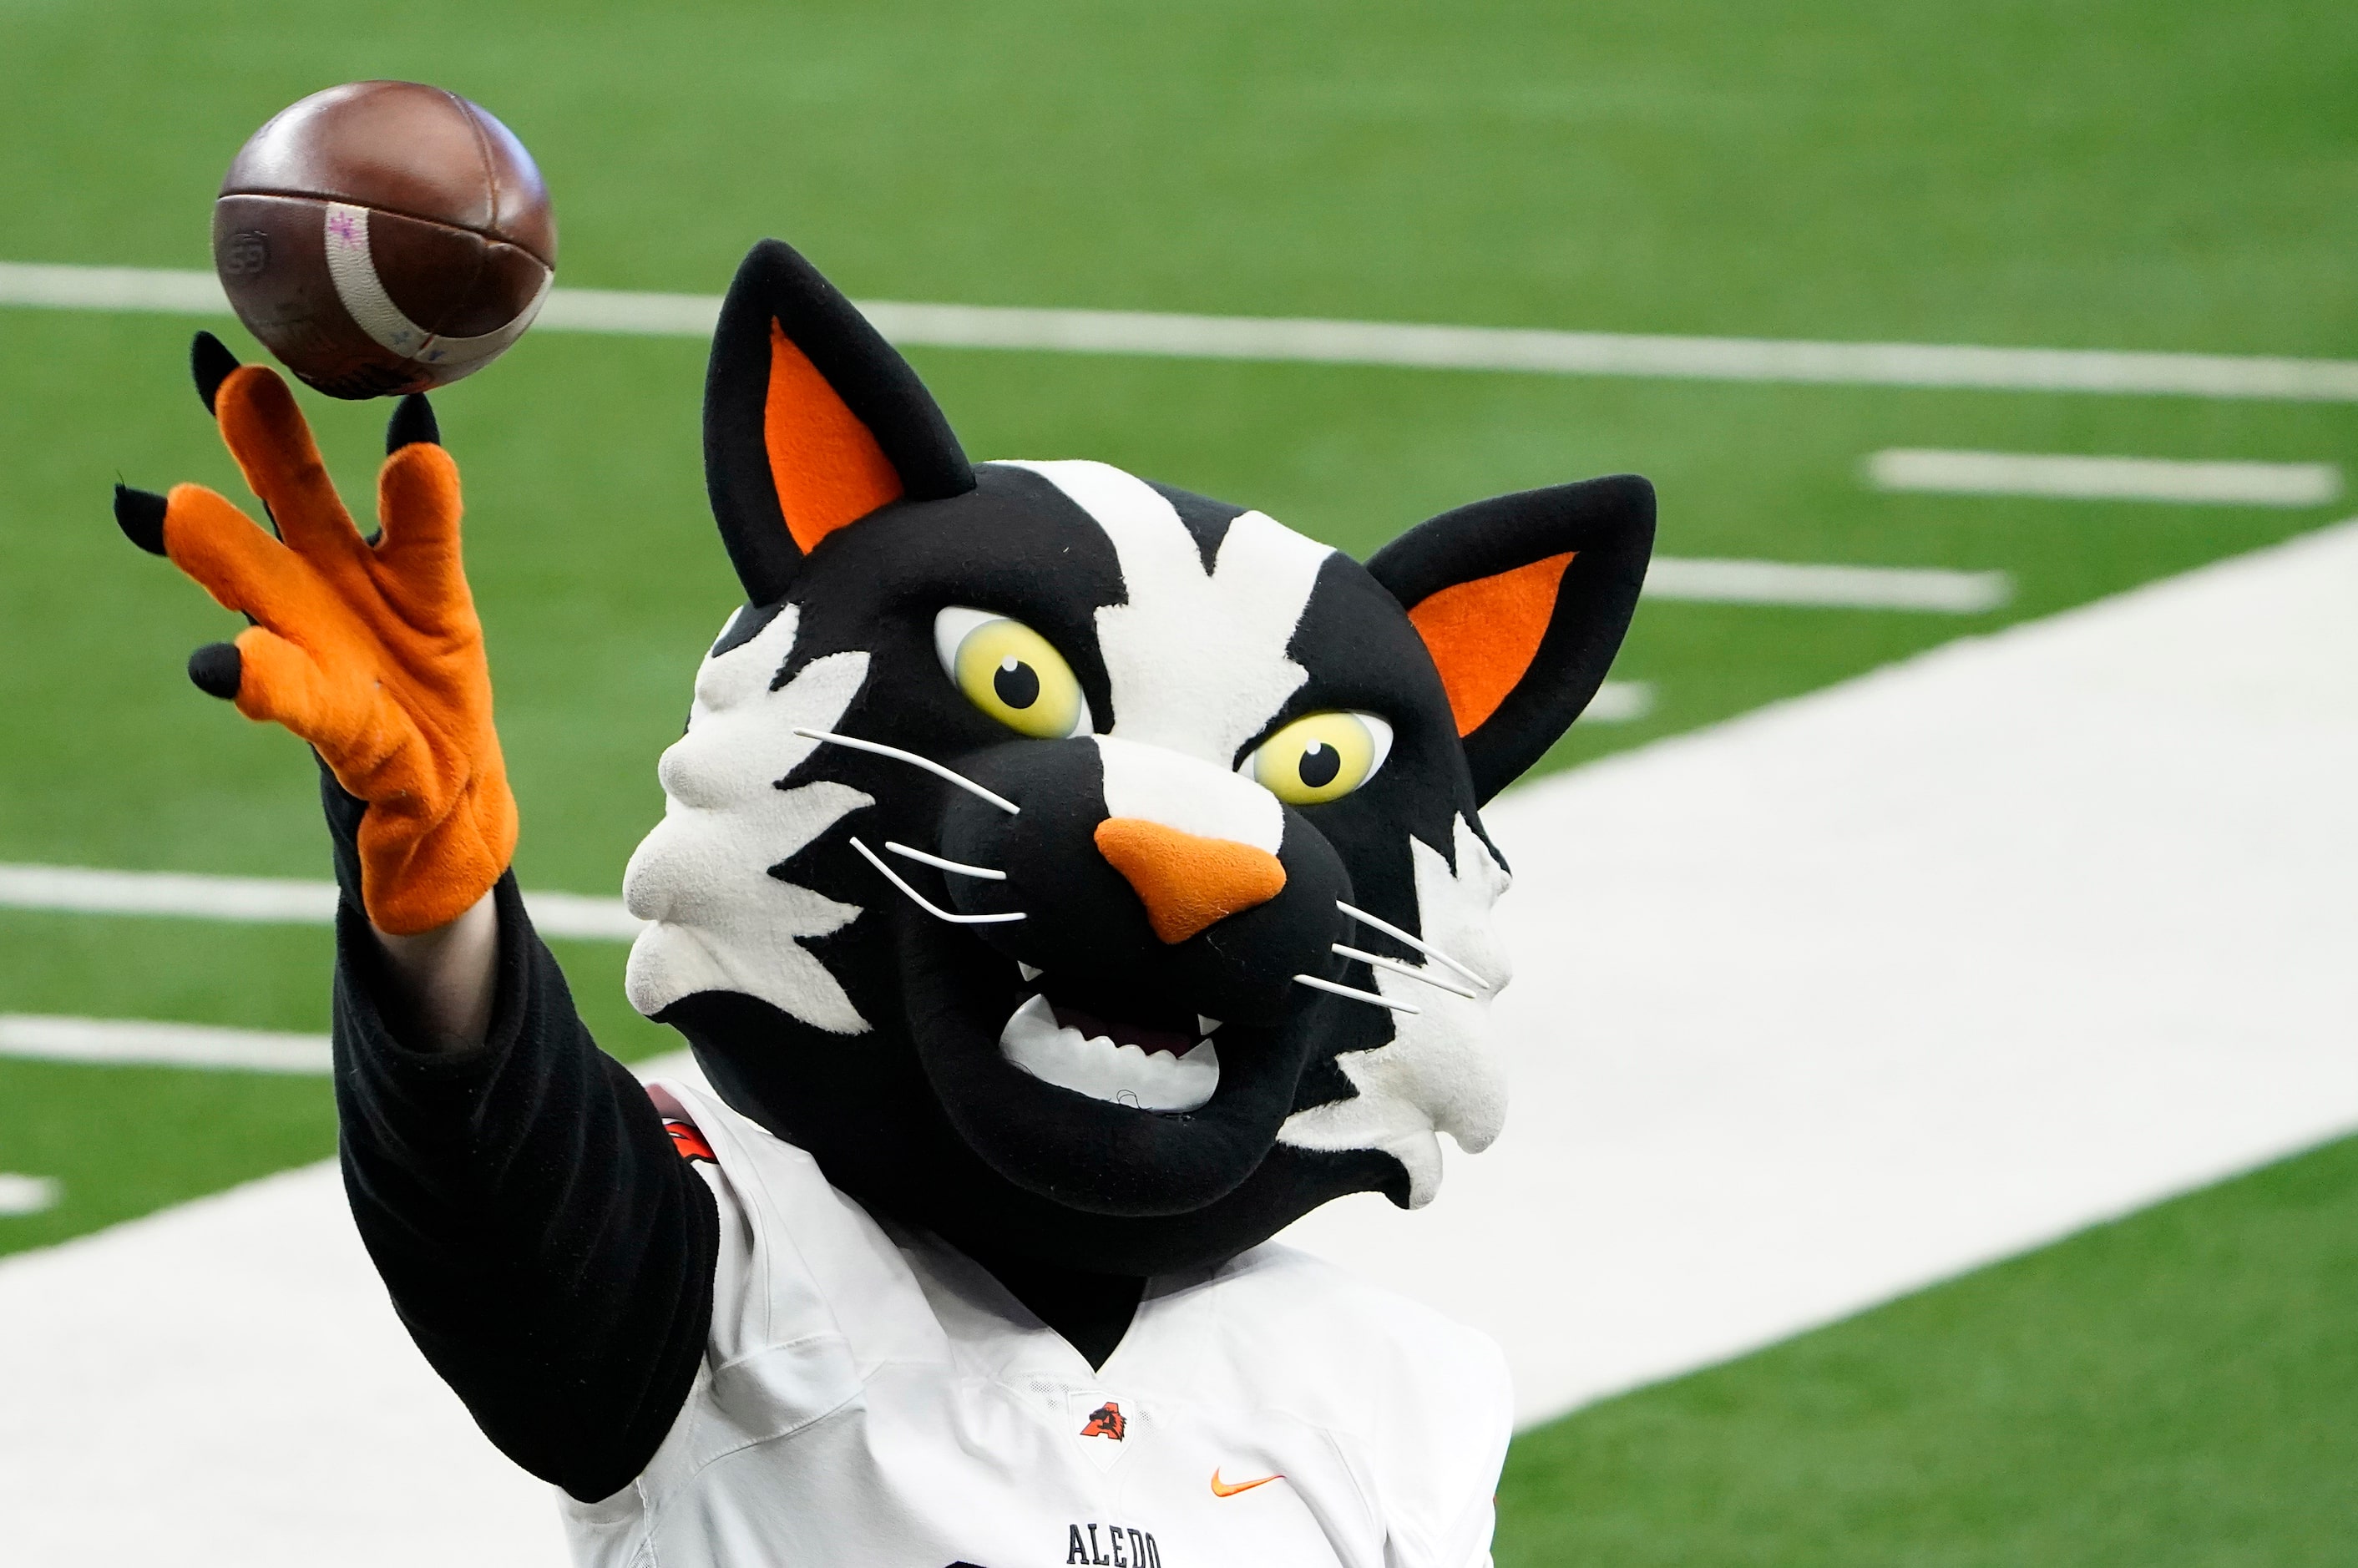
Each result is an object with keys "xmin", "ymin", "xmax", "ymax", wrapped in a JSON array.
[
  {"xmin": 0, "ymin": 1014, "xmax": 331, "ymax": 1074},
  {"xmin": 0, "ymin": 863, "xmax": 643, "ymax": 941},
  {"xmin": 0, "ymin": 1176, "xmax": 58, "ymax": 1217},
  {"xmin": 8, "ymin": 260, "xmax": 2358, "ymax": 402},
  {"xmin": 1869, "ymin": 448, "xmax": 2344, "ymax": 507},
  {"xmin": 1645, "ymin": 558, "xmax": 2011, "ymax": 613},
  {"xmin": 509, "ymin": 890, "xmax": 645, "ymax": 940},
  {"xmin": 0, "ymin": 862, "xmax": 336, "ymax": 924},
  {"xmin": 1583, "ymin": 680, "xmax": 1655, "ymax": 723},
  {"xmin": 0, "ymin": 262, "xmax": 229, "ymax": 314}
]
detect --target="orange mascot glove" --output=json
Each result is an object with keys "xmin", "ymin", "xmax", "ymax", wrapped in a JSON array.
[{"xmin": 115, "ymin": 335, "xmax": 516, "ymax": 936}]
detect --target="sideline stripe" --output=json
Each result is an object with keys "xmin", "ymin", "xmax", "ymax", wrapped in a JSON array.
[
  {"xmin": 1869, "ymin": 448, "xmax": 2343, "ymax": 507},
  {"xmin": 0, "ymin": 1175, "xmax": 58, "ymax": 1216},
  {"xmin": 0, "ymin": 1014, "xmax": 330, "ymax": 1074},
  {"xmin": 0, "ymin": 863, "xmax": 644, "ymax": 941},
  {"xmin": 7, "ymin": 260, "xmax": 2357, "ymax": 402}
]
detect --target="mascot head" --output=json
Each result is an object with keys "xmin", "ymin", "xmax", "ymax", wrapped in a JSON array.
[{"xmin": 622, "ymin": 240, "xmax": 1652, "ymax": 1275}]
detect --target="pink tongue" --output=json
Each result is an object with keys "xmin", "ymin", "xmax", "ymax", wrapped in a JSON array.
[{"xmin": 1045, "ymin": 1002, "xmax": 1194, "ymax": 1058}]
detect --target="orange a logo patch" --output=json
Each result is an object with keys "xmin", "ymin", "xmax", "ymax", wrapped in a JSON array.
[{"xmin": 1079, "ymin": 1402, "xmax": 1126, "ymax": 1441}]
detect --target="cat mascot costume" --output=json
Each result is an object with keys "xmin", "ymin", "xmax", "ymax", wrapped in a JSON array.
[{"xmin": 116, "ymin": 240, "xmax": 1652, "ymax": 1567}]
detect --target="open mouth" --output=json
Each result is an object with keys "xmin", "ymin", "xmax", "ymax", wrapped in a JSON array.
[
  {"xmin": 998, "ymin": 981, "xmax": 1222, "ymax": 1112},
  {"xmin": 893, "ymin": 893, "xmax": 1338, "ymax": 1217}
]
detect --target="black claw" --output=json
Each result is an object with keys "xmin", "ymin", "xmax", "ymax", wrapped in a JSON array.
[
  {"xmin": 385, "ymin": 392, "xmax": 440, "ymax": 453},
  {"xmin": 191, "ymin": 331, "xmax": 240, "ymax": 413},
  {"xmin": 114, "ymin": 483, "xmax": 169, "ymax": 555},
  {"xmin": 187, "ymin": 642, "xmax": 243, "ymax": 701}
]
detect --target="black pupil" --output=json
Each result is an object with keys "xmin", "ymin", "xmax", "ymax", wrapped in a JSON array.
[
  {"xmin": 1297, "ymin": 739, "xmax": 1342, "ymax": 788},
  {"xmin": 994, "ymin": 656, "xmax": 1040, "ymax": 710}
]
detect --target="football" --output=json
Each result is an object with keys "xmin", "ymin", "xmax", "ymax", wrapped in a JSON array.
[{"xmin": 212, "ymin": 81, "xmax": 558, "ymax": 399}]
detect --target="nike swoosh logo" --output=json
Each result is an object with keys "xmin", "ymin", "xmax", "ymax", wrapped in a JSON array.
[{"xmin": 1210, "ymin": 1469, "xmax": 1283, "ymax": 1498}]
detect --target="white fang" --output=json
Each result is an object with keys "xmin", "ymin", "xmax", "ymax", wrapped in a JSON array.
[{"xmin": 998, "ymin": 995, "xmax": 1219, "ymax": 1111}]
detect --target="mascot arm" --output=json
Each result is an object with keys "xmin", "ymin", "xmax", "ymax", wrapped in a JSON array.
[
  {"xmin": 327, "ymin": 792, "xmax": 719, "ymax": 1501},
  {"xmin": 118, "ymin": 336, "xmax": 718, "ymax": 1500}
]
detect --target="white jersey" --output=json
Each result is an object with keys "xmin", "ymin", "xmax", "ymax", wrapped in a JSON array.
[{"xmin": 562, "ymin": 1079, "xmax": 1511, "ymax": 1568}]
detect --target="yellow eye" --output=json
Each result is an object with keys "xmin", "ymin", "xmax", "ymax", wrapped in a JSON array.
[
  {"xmin": 1241, "ymin": 711, "xmax": 1393, "ymax": 805},
  {"xmin": 934, "ymin": 607, "xmax": 1090, "ymax": 739}
]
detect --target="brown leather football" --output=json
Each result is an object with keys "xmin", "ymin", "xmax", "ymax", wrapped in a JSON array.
[{"xmin": 213, "ymin": 81, "xmax": 558, "ymax": 399}]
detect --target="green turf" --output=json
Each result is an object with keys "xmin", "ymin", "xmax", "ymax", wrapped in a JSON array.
[
  {"xmin": 0, "ymin": 1055, "xmax": 336, "ymax": 1254},
  {"xmin": 3, "ymin": 0, "xmax": 2354, "ymax": 354},
  {"xmin": 0, "ymin": 1, "xmax": 2351, "ymax": 1555},
  {"xmin": 1497, "ymin": 1130, "xmax": 2358, "ymax": 1565}
]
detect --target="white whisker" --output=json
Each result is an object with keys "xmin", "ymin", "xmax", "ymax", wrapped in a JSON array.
[
  {"xmin": 1334, "ymin": 900, "xmax": 1489, "ymax": 989},
  {"xmin": 792, "ymin": 728, "xmax": 1020, "ymax": 815},
  {"xmin": 1332, "ymin": 943, "xmax": 1479, "ymax": 999},
  {"xmin": 849, "ymin": 837, "xmax": 1025, "ymax": 925},
  {"xmin": 1293, "ymin": 973, "xmax": 1421, "ymax": 1015},
  {"xmin": 883, "ymin": 841, "xmax": 1008, "ymax": 882}
]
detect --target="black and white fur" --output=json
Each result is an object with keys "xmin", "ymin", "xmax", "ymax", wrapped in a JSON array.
[{"xmin": 622, "ymin": 240, "xmax": 1652, "ymax": 1278}]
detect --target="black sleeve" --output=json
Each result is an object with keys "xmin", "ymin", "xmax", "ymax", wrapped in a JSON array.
[{"xmin": 321, "ymin": 773, "xmax": 720, "ymax": 1502}]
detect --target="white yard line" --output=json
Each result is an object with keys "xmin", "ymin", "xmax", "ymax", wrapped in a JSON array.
[
  {"xmin": 1582, "ymin": 680, "xmax": 1655, "ymax": 723},
  {"xmin": 0, "ymin": 1176, "xmax": 58, "ymax": 1217},
  {"xmin": 0, "ymin": 862, "xmax": 336, "ymax": 923},
  {"xmin": 0, "ymin": 522, "xmax": 2349, "ymax": 1563},
  {"xmin": 510, "ymin": 889, "xmax": 645, "ymax": 940},
  {"xmin": 0, "ymin": 262, "xmax": 230, "ymax": 313},
  {"xmin": 1869, "ymin": 448, "xmax": 2344, "ymax": 507},
  {"xmin": 1644, "ymin": 558, "xmax": 2010, "ymax": 613},
  {"xmin": 0, "ymin": 863, "xmax": 643, "ymax": 941},
  {"xmin": 0, "ymin": 1014, "xmax": 330, "ymax": 1074},
  {"xmin": 8, "ymin": 259, "xmax": 2357, "ymax": 401}
]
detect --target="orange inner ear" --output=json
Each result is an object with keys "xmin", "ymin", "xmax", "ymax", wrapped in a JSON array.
[
  {"xmin": 765, "ymin": 322, "xmax": 905, "ymax": 554},
  {"xmin": 1406, "ymin": 552, "xmax": 1574, "ymax": 736}
]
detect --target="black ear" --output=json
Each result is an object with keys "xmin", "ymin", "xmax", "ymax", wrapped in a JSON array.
[
  {"xmin": 704, "ymin": 239, "xmax": 975, "ymax": 604},
  {"xmin": 1367, "ymin": 474, "xmax": 1654, "ymax": 803}
]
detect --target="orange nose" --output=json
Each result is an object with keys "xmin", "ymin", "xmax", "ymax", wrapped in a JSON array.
[{"xmin": 1094, "ymin": 818, "xmax": 1288, "ymax": 944}]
